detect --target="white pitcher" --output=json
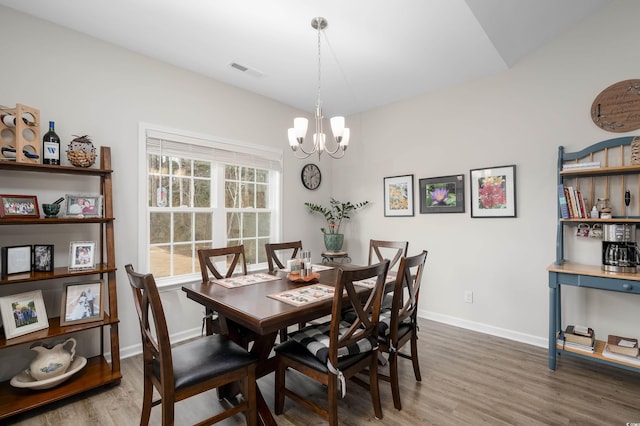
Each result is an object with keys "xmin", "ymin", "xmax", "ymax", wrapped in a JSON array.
[{"xmin": 28, "ymin": 338, "xmax": 76, "ymax": 381}]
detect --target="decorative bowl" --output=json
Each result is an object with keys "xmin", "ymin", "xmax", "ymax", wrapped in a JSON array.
[
  {"xmin": 10, "ymin": 356, "xmax": 87, "ymax": 390},
  {"xmin": 42, "ymin": 203, "xmax": 60, "ymax": 218}
]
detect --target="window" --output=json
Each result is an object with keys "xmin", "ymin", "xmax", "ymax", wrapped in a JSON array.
[{"xmin": 140, "ymin": 124, "xmax": 282, "ymax": 286}]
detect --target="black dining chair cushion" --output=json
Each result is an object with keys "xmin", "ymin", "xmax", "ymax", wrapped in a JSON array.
[
  {"xmin": 274, "ymin": 339, "xmax": 373, "ymax": 373},
  {"xmin": 152, "ymin": 333, "xmax": 257, "ymax": 391}
]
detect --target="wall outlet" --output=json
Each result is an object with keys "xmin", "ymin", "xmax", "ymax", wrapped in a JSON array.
[{"xmin": 464, "ymin": 290, "xmax": 473, "ymax": 304}]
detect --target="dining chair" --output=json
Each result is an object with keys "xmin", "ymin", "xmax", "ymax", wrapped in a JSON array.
[
  {"xmin": 377, "ymin": 250, "xmax": 428, "ymax": 410},
  {"xmin": 198, "ymin": 245, "xmax": 248, "ymax": 335},
  {"xmin": 124, "ymin": 264, "xmax": 258, "ymax": 426},
  {"xmin": 368, "ymin": 239, "xmax": 409, "ymax": 271},
  {"xmin": 265, "ymin": 240, "xmax": 302, "ymax": 272},
  {"xmin": 265, "ymin": 241, "xmax": 304, "ymax": 342},
  {"xmin": 274, "ymin": 260, "xmax": 390, "ymax": 425}
]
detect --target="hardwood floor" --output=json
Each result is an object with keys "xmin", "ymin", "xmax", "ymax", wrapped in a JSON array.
[{"xmin": 6, "ymin": 319, "xmax": 640, "ymax": 425}]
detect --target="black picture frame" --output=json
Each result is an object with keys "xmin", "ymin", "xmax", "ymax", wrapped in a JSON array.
[
  {"xmin": 33, "ymin": 244, "xmax": 54, "ymax": 272},
  {"xmin": 1, "ymin": 245, "xmax": 32, "ymax": 277},
  {"xmin": 470, "ymin": 164, "xmax": 517, "ymax": 218},
  {"xmin": 419, "ymin": 174, "xmax": 465, "ymax": 214},
  {"xmin": 383, "ymin": 174, "xmax": 414, "ymax": 217}
]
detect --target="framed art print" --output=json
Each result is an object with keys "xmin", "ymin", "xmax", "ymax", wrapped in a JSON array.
[
  {"xmin": 33, "ymin": 244, "xmax": 54, "ymax": 272},
  {"xmin": 0, "ymin": 290, "xmax": 49, "ymax": 339},
  {"xmin": 383, "ymin": 174, "xmax": 414, "ymax": 217},
  {"xmin": 470, "ymin": 165, "xmax": 517, "ymax": 218},
  {"xmin": 0, "ymin": 194, "xmax": 39, "ymax": 219},
  {"xmin": 68, "ymin": 241, "xmax": 96, "ymax": 270},
  {"xmin": 60, "ymin": 280, "xmax": 105, "ymax": 326},
  {"xmin": 1, "ymin": 245, "xmax": 32, "ymax": 277},
  {"xmin": 419, "ymin": 174, "xmax": 465, "ymax": 214}
]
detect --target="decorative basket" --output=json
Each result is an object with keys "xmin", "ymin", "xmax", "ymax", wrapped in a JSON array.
[{"xmin": 66, "ymin": 135, "xmax": 96, "ymax": 167}]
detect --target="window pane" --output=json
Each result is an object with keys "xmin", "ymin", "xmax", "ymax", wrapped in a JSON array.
[
  {"xmin": 257, "ymin": 237, "xmax": 269, "ymax": 264},
  {"xmin": 241, "ymin": 167, "xmax": 255, "ymax": 182},
  {"xmin": 173, "ymin": 212, "xmax": 192, "ymax": 242},
  {"xmin": 148, "ymin": 175, "xmax": 169, "ymax": 207},
  {"xmin": 150, "ymin": 212, "xmax": 171, "ymax": 244},
  {"xmin": 243, "ymin": 212, "xmax": 257, "ymax": 238},
  {"xmin": 227, "ymin": 212, "xmax": 240, "ymax": 239},
  {"xmin": 258, "ymin": 212, "xmax": 271, "ymax": 237},
  {"xmin": 173, "ymin": 243, "xmax": 194, "ymax": 276},
  {"xmin": 256, "ymin": 169, "xmax": 269, "ymax": 183},
  {"xmin": 225, "ymin": 181, "xmax": 239, "ymax": 208},
  {"xmin": 171, "ymin": 177, "xmax": 192, "ymax": 207},
  {"xmin": 225, "ymin": 165, "xmax": 239, "ymax": 180},
  {"xmin": 241, "ymin": 183, "xmax": 255, "ymax": 208},
  {"xmin": 194, "ymin": 179, "xmax": 211, "ymax": 208},
  {"xmin": 256, "ymin": 183, "xmax": 268, "ymax": 208},
  {"xmin": 172, "ymin": 157, "xmax": 192, "ymax": 176},
  {"xmin": 194, "ymin": 213, "xmax": 212, "ymax": 241},
  {"xmin": 150, "ymin": 245, "xmax": 171, "ymax": 278},
  {"xmin": 193, "ymin": 160, "xmax": 210, "ymax": 178},
  {"xmin": 244, "ymin": 238, "xmax": 257, "ymax": 265}
]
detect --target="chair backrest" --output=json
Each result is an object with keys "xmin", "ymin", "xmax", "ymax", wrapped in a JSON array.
[
  {"xmin": 389, "ymin": 250, "xmax": 428, "ymax": 340},
  {"xmin": 265, "ymin": 241, "xmax": 303, "ymax": 271},
  {"xmin": 125, "ymin": 264, "xmax": 173, "ymax": 383},
  {"xmin": 329, "ymin": 260, "xmax": 390, "ymax": 367},
  {"xmin": 198, "ymin": 245, "xmax": 247, "ymax": 281},
  {"xmin": 368, "ymin": 239, "xmax": 409, "ymax": 270}
]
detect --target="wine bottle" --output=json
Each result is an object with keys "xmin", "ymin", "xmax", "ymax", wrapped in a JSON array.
[{"xmin": 42, "ymin": 121, "xmax": 60, "ymax": 165}]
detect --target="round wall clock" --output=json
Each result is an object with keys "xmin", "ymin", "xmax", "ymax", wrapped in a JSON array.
[{"xmin": 301, "ymin": 163, "xmax": 321, "ymax": 190}]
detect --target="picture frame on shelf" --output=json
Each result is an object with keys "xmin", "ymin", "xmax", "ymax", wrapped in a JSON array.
[
  {"xmin": 1, "ymin": 245, "xmax": 32, "ymax": 277},
  {"xmin": 64, "ymin": 194, "xmax": 103, "ymax": 218},
  {"xmin": 419, "ymin": 174, "xmax": 465, "ymax": 214},
  {"xmin": 470, "ymin": 164, "xmax": 517, "ymax": 218},
  {"xmin": 60, "ymin": 280, "xmax": 105, "ymax": 326},
  {"xmin": 383, "ymin": 174, "xmax": 414, "ymax": 217},
  {"xmin": 68, "ymin": 241, "xmax": 96, "ymax": 271},
  {"xmin": 0, "ymin": 194, "xmax": 39, "ymax": 219},
  {"xmin": 33, "ymin": 244, "xmax": 54, "ymax": 273},
  {"xmin": 0, "ymin": 290, "xmax": 49, "ymax": 339}
]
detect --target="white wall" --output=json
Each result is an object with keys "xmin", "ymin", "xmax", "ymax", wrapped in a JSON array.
[
  {"xmin": 331, "ymin": 0, "xmax": 640, "ymax": 345},
  {"xmin": 0, "ymin": 0, "xmax": 639, "ymax": 377}
]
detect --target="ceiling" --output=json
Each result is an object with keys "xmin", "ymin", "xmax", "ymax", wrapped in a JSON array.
[{"xmin": 0, "ymin": 0, "xmax": 610, "ymax": 116}]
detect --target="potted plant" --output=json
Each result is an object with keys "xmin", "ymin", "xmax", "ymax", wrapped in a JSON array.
[{"xmin": 304, "ymin": 197, "xmax": 369, "ymax": 251}]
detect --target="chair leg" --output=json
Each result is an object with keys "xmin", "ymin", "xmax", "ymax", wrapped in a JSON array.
[
  {"xmin": 411, "ymin": 333, "xmax": 422, "ymax": 381},
  {"xmin": 140, "ymin": 373, "xmax": 153, "ymax": 425},
  {"xmin": 274, "ymin": 358, "xmax": 286, "ymax": 415},
  {"xmin": 389, "ymin": 352, "xmax": 402, "ymax": 410},
  {"xmin": 161, "ymin": 396, "xmax": 175, "ymax": 426},
  {"xmin": 328, "ymin": 373, "xmax": 339, "ymax": 426},
  {"xmin": 244, "ymin": 372, "xmax": 258, "ymax": 426},
  {"xmin": 369, "ymin": 353, "xmax": 383, "ymax": 419},
  {"xmin": 279, "ymin": 328, "xmax": 287, "ymax": 343}
]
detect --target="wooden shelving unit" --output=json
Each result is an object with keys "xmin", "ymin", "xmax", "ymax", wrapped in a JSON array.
[
  {"xmin": 549, "ymin": 136, "xmax": 640, "ymax": 373},
  {"xmin": 0, "ymin": 146, "xmax": 120, "ymax": 420}
]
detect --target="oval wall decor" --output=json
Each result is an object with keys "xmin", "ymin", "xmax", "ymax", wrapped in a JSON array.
[{"xmin": 591, "ymin": 79, "xmax": 640, "ymax": 132}]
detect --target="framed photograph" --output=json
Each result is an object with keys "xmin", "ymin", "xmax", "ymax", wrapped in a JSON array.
[
  {"xmin": 33, "ymin": 244, "xmax": 54, "ymax": 273},
  {"xmin": 0, "ymin": 290, "xmax": 49, "ymax": 339},
  {"xmin": 419, "ymin": 174, "xmax": 465, "ymax": 214},
  {"xmin": 64, "ymin": 194, "xmax": 103, "ymax": 218},
  {"xmin": 470, "ymin": 165, "xmax": 517, "ymax": 218},
  {"xmin": 0, "ymin": 194, "xmax": 39, "ymax": 218},
  {"xmin": 383, "ymin": 174, "xmax": 414, "ymax": 217},
  {"xmin": 60, "ymin": 280, "xmax": 105, "ymax": 326},
  {"xmin": 68, "ymin": 241, "xmax": 96, "ymax": 270},
  {"xmin": 1, "ymin": 245, "xmax": 32, "ymax": 277}
]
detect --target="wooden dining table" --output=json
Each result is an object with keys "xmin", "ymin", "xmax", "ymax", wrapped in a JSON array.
[{"xmin": 182, "ymin": 265, "xmax": 369, "ymax": 426}]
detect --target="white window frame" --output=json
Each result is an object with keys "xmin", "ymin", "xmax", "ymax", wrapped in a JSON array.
[{"xmin": 138, "ymin": 123, "xmax": 283, "ymax": 288}]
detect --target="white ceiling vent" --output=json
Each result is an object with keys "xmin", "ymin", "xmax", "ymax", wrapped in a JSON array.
[{"xmin": 229, "ymin": 62, "xmax": 264, "ymax": 78}]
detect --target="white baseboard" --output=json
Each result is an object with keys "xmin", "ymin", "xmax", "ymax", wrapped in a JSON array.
[{"xmin": 419, "ymin": 309, "xmax": 547, "ymax": 349}]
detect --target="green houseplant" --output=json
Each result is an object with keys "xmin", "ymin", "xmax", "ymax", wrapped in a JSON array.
[{"xmin": 304, "ymin": 198, "xmax": 369, "ymax": 251}]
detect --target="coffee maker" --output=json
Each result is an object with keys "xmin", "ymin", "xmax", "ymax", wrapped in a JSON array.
[{"xmin": 602, "ymin": 223, "xmax": 639, "ymax": 273}]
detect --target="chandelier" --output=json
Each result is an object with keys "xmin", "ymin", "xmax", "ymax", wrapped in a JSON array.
[{"xmin": 288, "ymin": 17, "xmax": 349, "ymax": 159}]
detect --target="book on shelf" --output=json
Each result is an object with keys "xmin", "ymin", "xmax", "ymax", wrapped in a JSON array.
[
  {"xmin": 607, "ymin": 335, "xmax": 640, "ymax": 357},
  {"xmin": 602, "ymin": 344, "xmax": 640, "ymax": 366},
  {"xmin": 564, "ymin": 325, "xmax": 595, "ymax": 347},
  {"xmin": 558, "ymin": 184, "xmax": 570, "ymax": 219},
  {"xmin": 562, "ymin": 161, "xmax": 601, "ymax": 170}
]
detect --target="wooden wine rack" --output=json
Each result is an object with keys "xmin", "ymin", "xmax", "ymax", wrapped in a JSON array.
[{"xmin": 0, "ymin": 103, "xmax": 41, "ymax": 164}]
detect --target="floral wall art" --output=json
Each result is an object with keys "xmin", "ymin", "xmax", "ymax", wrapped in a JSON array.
[{"xmin": 470, "ymin": 165, "xmax": 517, "ymax": 218}]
